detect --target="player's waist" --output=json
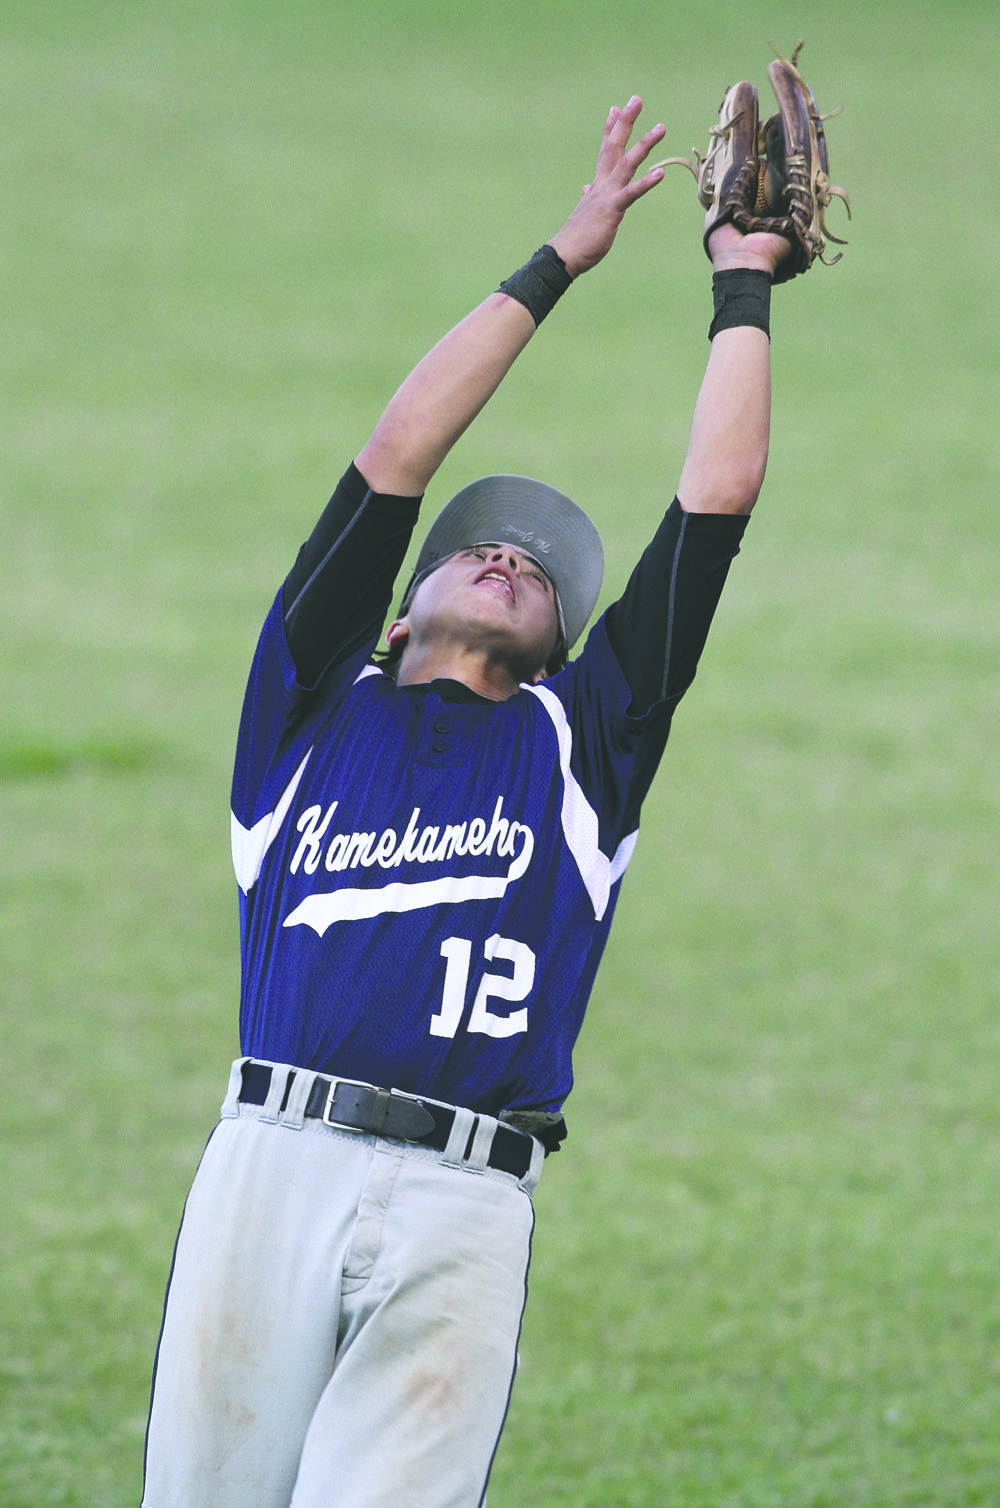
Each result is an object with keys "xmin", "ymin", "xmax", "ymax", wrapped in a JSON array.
[{"xmin": 234, "ymin": 1058, "xmax": 544, "ymax": 1180}]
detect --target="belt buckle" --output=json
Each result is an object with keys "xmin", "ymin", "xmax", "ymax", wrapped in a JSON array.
[{"xmin": 321, "ymin": 1076, "xmax": 372, "ymax": 1132}]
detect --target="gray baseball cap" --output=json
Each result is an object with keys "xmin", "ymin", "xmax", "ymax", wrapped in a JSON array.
[{"xmin": 398, "ymin": 474, "xmax": 604, "ymax": 651}]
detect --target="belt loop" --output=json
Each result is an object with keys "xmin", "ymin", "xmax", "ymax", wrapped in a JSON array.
[
  {"xmin": 258, "ymin": 1063, "xmax": 290, "ymax": 1124},
  {"xmin": 465, "ymin": 1114, "xmax": 497, "ymax": 1173},
  {"xmin": 520, "ymin": 1135, "xmax": 545, "ymax": 1195},
  {"xmin": 279, "ymin": 1067, "xmax": 314, "ymax": 1130},
  {"xmin": 221, "ymin": 1057, "xmax": 251, "ymax": 1119},
  {"xmin": 440, "ymin": 1106, "xmax": 476, "ymax": 1167}
]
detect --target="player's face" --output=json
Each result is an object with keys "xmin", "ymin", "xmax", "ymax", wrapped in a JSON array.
[{"xmin": 402, "ymin": 544, "xmax": 561, "ymax": 680}]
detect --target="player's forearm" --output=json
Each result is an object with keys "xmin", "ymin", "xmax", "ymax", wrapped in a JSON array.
[
  {"xmin": 676, "ymin": 324, "xmax": 771, "ymax": 516},
  {"xmin": 355, "ymin": 294, "xmax": 537, "ymax": 498}
]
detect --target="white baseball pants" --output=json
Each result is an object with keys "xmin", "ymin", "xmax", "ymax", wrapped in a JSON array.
[{"xmin": 142, "ymin": 1061, "xmax": 540, "ymax": 1508}]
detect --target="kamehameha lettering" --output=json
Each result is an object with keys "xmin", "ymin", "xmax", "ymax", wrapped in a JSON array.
[
  {"xmin": 289, "ymin": 794, "xmax": 532, "ymax": 875},
  {"xmin": 282, "ymin": 795, "xmax": 535, "ymax": 936}
]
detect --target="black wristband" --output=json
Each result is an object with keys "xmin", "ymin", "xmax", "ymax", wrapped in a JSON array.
[
  {"xmin": 708, "ymin": 268, "xmax": 772, "ymax": 341},
  {"xmin": 498, "ymin": 244, "xmax": 572, "ymax": 327}
]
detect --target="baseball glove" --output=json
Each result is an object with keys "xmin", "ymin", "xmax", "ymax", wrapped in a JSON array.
[{"xmin": 662, "ymin": 42, "xmax": 851, "ymax": 283}]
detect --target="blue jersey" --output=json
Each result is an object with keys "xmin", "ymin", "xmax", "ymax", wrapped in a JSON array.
[{"xmin": 231, "ymin": 465, "xmax": 747, "ymax": 1117}]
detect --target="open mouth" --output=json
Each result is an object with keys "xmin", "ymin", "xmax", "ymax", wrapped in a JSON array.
[{"xmin": 474, "ymin": 568, "xmax": 516, "ymax": 604}]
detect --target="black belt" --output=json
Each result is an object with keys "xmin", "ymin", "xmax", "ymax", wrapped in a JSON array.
[{"xmin": 238, "ymin": 1062, "xmax": 535, "ymax": 1180}]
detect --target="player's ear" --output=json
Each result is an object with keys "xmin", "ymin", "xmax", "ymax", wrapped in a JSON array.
[{"xmin": 386, "ymin": 619, "xmax": 409, "ymax": 652}]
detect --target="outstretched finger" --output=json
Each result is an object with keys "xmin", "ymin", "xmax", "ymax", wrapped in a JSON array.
[
  {"xmin": 600, "ymin": 95, "xmax": 643, "ymax": 160},
  {"xmin": 623, "ymin": 162, "xmax": 667, "ymax": 203},
  {"xmin": 622, "ymin": 121, "xmax": 668, "ymax": 178},
  {"xmin": 611, "ymin": 95, "xmax": 644, "ymax": 138}
]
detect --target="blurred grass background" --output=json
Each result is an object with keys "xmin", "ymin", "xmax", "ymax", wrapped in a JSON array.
[{"xmin": 2, "ymin": 1, "xmax": 998, "ymax": 1503}]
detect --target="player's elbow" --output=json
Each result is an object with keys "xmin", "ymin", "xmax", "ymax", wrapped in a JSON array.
[
  {"xmin": 721, "ymin": 454, "xmax": 767, "ymax": 514},
  {"xmin": 678, "ymin": 454, "xmax": 767, "ymax": 515}
]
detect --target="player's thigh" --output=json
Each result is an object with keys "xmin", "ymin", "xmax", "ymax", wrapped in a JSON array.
[
  {"xmin": 143, "ymin": 1117, "xmax": 370, "ymax": 1508},
  {"xmin": 292, "ymin": 1158, "xmax": 535, "ymax": 1508}
]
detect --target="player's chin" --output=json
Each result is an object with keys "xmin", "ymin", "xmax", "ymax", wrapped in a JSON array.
[
  {"xmin": 462, "ymin": 597, "xmax": 557, "ymax": 666},
  {"xmin": 464, "ymin": 597, "xmax": 526, "ymax": 642}
]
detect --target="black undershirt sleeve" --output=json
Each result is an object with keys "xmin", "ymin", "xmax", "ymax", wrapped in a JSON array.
[
  {"xmin": 281, "ymin": 462, "xmax": 422, "ymax": 689},
  {"xmin": 604, "ymin": 498, "xmax": 749, "ymax": 718}
]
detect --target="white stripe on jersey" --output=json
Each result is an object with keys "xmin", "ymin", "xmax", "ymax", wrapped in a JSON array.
[
  {"xmin": 281, "ymin": 843, "xmax": 531, "ymax": 937},
  {"xmin": 523, "ymin": 682, "xmax": 637, "ymax": 921},
  {"xmin": 609, "ymin": 830, "xmax": 638, "ymax": 884},
  {"xmin": 231, "ymin": 749, "xmax": 313, "ymax": 896}
]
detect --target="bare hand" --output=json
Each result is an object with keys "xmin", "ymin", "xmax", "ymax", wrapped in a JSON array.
[
  {"xmin": 707, "ymin": 222, "xmax": 792, "ymax": 278},
  {"xmin": 549, "ymin": 97, "xmax": 667, "ymax": 278}
]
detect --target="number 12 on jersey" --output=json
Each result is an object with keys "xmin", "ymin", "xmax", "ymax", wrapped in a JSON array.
[{"xmin": 429, "ymin": 934, "xmax": 535, "ymax": 1039}]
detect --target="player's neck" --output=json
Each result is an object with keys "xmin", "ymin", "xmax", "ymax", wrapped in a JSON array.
[{"xmin": 395, "ymin": 644, "xmax": 537, "ymax": 702}]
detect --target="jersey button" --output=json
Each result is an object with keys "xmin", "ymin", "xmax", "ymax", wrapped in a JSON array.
[
  {"xmin": 432, "ymin": 740, "xmax": 448, "ymax": 753},
  {"xmin": 433, "ymin": 720, "xmax": 449, "ymax": 734}
]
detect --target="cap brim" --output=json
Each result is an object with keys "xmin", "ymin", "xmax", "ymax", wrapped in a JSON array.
[{"xmin": 403, "ymin": 475, "xmax": 604, "ymax": 650}]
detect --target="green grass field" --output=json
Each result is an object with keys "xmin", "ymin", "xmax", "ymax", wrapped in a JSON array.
[{"xmin": 3, "ymin": 1, "xmax": 998, "ymax": 1503}]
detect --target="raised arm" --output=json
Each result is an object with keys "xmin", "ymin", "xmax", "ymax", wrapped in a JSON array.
[
  {"xmin": 675, "ymin": 224, "xmax": 791, "ymax": 516},
  {"xmin": 603, "ymin": 224, "xmax": 793, "ymax": 714},
  {"xmin": 355, "ymin": 98, "xmax": 667, "ymax": 498}
]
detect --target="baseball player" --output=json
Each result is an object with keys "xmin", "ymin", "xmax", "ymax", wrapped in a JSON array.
[{"xmin": 142, "ymin": 60, "xmax": 842, "ymax": 1508}]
